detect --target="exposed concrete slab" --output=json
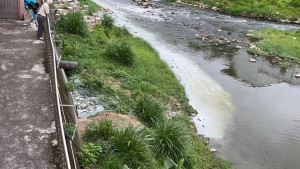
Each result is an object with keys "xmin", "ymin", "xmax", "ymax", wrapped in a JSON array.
[{"xmin": 0, "ymin": 18, "xmax": 58, "ymax": 168}]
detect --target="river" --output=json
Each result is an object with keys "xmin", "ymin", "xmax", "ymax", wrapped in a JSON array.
[{"xmin": 93, "ymin": 0, "xmax": 300, "ymax": 168}]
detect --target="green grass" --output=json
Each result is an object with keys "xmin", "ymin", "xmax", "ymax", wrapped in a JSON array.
[
  {"xmin": 134, "ymin": 95, "xmax": 166, "ymax": 126},
  {"xmin": 173, "ymin": 0, "xmax": 300, "ymax": 21},
  {"xmin": 83, "ymin": 119, "xmax": 116, "ymax": 142},
  {"xmin": 248, "ymin": 29, "xmax": 300, "ymax": 61},
  {"xmin": 152, "ymin": 118, "xmax": 191, "ymax": 166},
  {"xmin": 102, "ymin": 14, "xmax": 115, "ymax": 29},
  {"xmin": 57, "ymin": 1, "xmax": 231, "ymax": 168},
  {"xmin": 105, "ymin": 40, "xmax": 136, "ymax": 66},
  {"xmin": 77, "ymin": 0, "xmax": 100, "ymax": 15},
  {"xmin": 56, "ymin": 12, "xmax": 88, "ymax": 37},
  {"xmin": 112, "ymin": 126, "xmax": 155, "ymax": 168}
]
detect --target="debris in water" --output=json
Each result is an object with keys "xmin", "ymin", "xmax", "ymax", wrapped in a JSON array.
[
  {"xmin": 249, "ymin": 58, "xmax": 257, "ymax": 62},
  {"xmin": 210, "ymin": 148, "xmax": 217, "ymax": 153}
]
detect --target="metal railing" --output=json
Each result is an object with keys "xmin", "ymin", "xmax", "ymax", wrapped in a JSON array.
[{"xmin": 45, "ymin": 5, "xmax": 101, "ymax": 168}]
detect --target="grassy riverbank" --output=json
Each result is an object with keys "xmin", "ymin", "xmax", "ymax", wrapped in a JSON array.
[
  {"xmin": 168, "ymin": 0, "xmax": 300, "ymax": 21},
  {"xmin": 247, "ymin": 29, "xmax": 300, "ymax": 62},
  {"xmin": 56, "ymin": 1, "xmax": 231, "ymax": 168}
]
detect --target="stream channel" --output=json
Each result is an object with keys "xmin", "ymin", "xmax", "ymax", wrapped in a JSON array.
[{"xmin": 92, "ymin": 0, "xmax": 300, "ymax": 168}]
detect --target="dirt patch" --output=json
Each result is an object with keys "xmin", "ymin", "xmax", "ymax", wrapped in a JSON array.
[{"xmin": 77, "ymin": 112, "xmax": 143, "ymax": 141}]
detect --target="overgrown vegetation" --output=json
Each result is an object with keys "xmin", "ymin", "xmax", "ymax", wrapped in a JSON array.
[
  {"xmin": 77, "ymin": 0, "xmax": 100, "ymax": 15},
  {"xmin": 56, "ymin": 12, "xmax": 88, "ymax": 36},
  {"xmin": 169, "ymin": 0, "xmax": 300, "ymax": 21},
  {"xmin": 134, "ymin": 95, "xmax": 166, "ymax": 126},
  {"xmin": 56, "ymin": 1, "xmax": 231, "ymax": 168},
  {"xmin": 247, "ymin": 29, "xmax": 300, "ymax": 61}
]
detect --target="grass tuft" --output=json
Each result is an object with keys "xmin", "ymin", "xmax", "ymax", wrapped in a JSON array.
[
  {"xmin": 134, "ymin": 95, "xmax": 166, "ymax": 126},
  {"xmin": 102, "ymin": 14, "xmax": 115, "ymax": 29},
  {"xmin": 112, "ymin": 126, "xmax": 155, "ymax": 168},
  {"xmin": 105, "ymin": 40, "xmax": 136, "ymax": 66},
  {"xmin": 83, "ymin": 118, "xmax": 115, "ymax": 142},
  {"xmin": 56, "ymin": 12, "xmax": 88, "ymax": 36},
  {"xmin": 152, "ymin": 118, "xmax": 191, "ymax": 164}
]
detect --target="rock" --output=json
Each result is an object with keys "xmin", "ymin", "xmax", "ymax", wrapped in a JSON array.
[
  {"xmin": 246, "ymin": 34, "xmax": 253, "ymax": 37},
  {"xmin": 67, "ymin": 7, "xmax": 73, "ymax": 11},
  {"xmin": 249, "ymin": 58, "xmax": 257, "ymax": 62},
  {"xmin": 218, "ymin": 29, "xmax": 222, "ymax": 32},
  {"xmin": 191, "ymin": 113, "xmax": 196, "ymax": 117},
  {"xmin": 236, "ymin": 46, "xmax": 242, "ymax": 49},
  {"xmin": 95, "ymin": 17, "xmax": 101, "ymax": 24},
  {"xmin": 175, "ymin": 0, "xmax": 181, "ymax": 3},
  {"xmin": 83, "ymin": 5, "xmax": 89, "ymax": 9},
  {"xmin": 295, "ymin": 73, "xmax": 300, "ymax": 78},
  {"xmin": 143, "ymin": 24, "xmax": 147, "ymax": 27},
  {"xmin": 212, "ymin": 6, "xmax": 219, "ymax": 11},
  {"xmin": 210, "ymin": 148, "xmax": 217, "ymax": 153},
  {"xmin": 68, "ymin": 2, "xmax": 76, "ymax": 7}
]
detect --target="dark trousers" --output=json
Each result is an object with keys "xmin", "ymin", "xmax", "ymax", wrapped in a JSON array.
[{"xmin": 37, "ymin": 15, "xmax": 45, "ymax": 39}]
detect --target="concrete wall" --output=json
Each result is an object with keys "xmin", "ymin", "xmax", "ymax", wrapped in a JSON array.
[{"xmin": 0, "ymin": 0, "xmax": 24, "ymax": 20}]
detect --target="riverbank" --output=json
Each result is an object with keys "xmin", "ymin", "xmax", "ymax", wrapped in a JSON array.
[
  {"xmin": 55, "ymin": 0, "xmax": 232, "ymax": 168},
  {"xmin": 167, "ymin": 0, "xmax": 300, "ymax": 23},
  {"xmin": 247, "ymin": 29, "xmax": 300, "ymax": 63}
]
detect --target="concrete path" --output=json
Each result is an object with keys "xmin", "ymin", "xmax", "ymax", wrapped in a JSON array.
[{"xmin": 0, "ymin": 18, "xmax": 58, "ymax": 168}]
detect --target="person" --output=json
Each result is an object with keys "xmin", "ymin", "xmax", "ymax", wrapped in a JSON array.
[
  {"xmin": 37, "ymin": 0, "xmax": 53, "ymax": 40},
  {"xmin": 24, "ymin": 0, "xmax": 40, "ymax": 20}
]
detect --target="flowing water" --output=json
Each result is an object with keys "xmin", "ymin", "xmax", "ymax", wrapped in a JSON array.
[{"xmin": 93, "ymin": 0, "xmax": 300, "ymax": 168}]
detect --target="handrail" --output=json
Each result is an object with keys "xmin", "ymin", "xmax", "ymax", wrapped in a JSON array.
[{"xmin": 46, "ymin": 12, "xmax": 72, "ymax": 169}]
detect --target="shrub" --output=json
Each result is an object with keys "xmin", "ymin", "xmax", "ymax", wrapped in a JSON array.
[
  {"xmin": 102, "ymin": 14, "xmax": 115, "ymax": 29},
  {"xmin": 65, "ymin": 81, "xmax": 77, "ymax": 92},
  {"xmin": 56, "ymin": 12, "xmax": 88, "ymax": 36},
  {"xmin": 112, "ymin": 126, "xmax": 155, "ymax": 168},
  {"xmin": 290, "ymin": 0, "xmax": 300, "ymax": 7},
  {"xmin": 101, "ymin": 153, "xmax": 124, "ymax": 169},
  {"xmin": 83, "ymin": 118, "xmax": 115, "ymax": 142},
  {"xmin": 78, "ymin": 143, "xmax": 102, "ymax": 167},
  {"xmin": 112, "ymin": 26, "xmax": 131, "ymax": 38},
  {"xmin": 134, "ymin": 95, "xmax": 166, "ymax": 126},
  {"xmin": 105, "ymin": 41, "xmax": 136, "ymax": 66},
  {"xmin": 63, "ymin": 123, "xmax": 77, "ymax": 136},
  {"xmin": 152, "ymin": 118, "xmax": 191, "ymax": 164},
  {"xmin": 81, "ymin": 74, "xmax": 104, "ymax": 90}
]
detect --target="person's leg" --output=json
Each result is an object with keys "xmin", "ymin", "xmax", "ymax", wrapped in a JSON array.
[
  {"xmin": 40, "ymin": 16, "xmax": 45, "ymax": 38},
  {"xmin": 37, "ymin": 15, "xmax": 45, "ymax": 39}
]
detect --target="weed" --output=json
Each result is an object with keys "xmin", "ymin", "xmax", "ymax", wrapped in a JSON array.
[
  {"xmin": 65, "ymin": 81, "xmax": 77, "ymax": 92},
  {"xmin": 56, "ymin": 12, "xmax": 88, "ymax": 37},
  {"xmin": 83, "ymin": 118, "xmax": 115, "ymax": 142},
  {"xmin": 112, "ymin": 126, "xmax": 155, "ymax": 168},
  {"xmin": 78, "ymin": 143, "xmax": 102, "ymax": 167},
  {"xmin": 105, "ymin": 40, "xmax": 136, "ymax": 66},
  {"xmin": 102, "ymin": 14, "xmax": 115, "ymax": 29},
  {"xmin": 280, "ymin": 62, "xmax": 290, "ymax": 68},
  {"xmin": 152, "ymin": 118, "xmax": 191, "ymax": 164},
  {"xmin": 63, "ymin": 123, "xmax": 77, "ymax": 136},
  {"xmin": 134, "ymin": 95, "xmax": 166, "ymax": 126}
]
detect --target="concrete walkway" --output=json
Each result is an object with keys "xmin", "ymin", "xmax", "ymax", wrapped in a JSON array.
[{"xmin": 0, "ymin": 18, "xmax": 58, "ymax": 168}]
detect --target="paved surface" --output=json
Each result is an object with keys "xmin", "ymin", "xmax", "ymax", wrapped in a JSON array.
[{"xmin": 0, "ymin": 18, "xmax": 58, "ymax": 168}]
